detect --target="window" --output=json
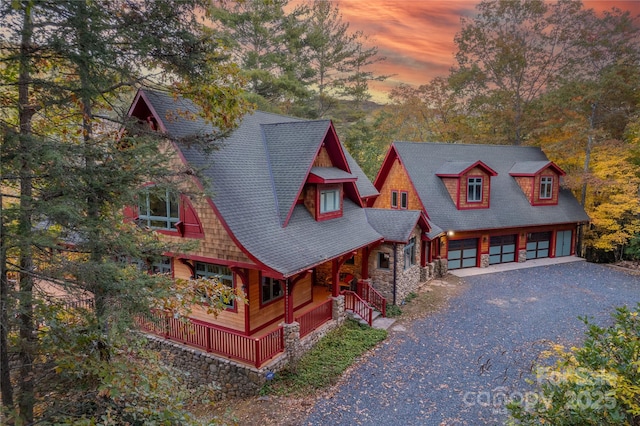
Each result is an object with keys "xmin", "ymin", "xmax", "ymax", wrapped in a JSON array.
[
  {"xmin": 467, "ymin": 177, "xmax": 483, "ymax": 202},
  {"xmin": 404, "ymin": 237, "xmax": 416, "ymax": 270},
  {"xmin": 261, "ymin": 277, "xmax": 284, "ymax": 304},
  {"xmin": 151, "ymin": 257, "xmax": 172, "ymax": 275},
  {"xmin": 320, "ymin": 188, "xmax": 340, "ymax": 214},
  {"xmin": 345, "ymin": 256, "xmax": 355, "ymax": 265},
  {"xmin": 139, "ymin": 188, "xmax": 180, "ymax": 230},
  {"xmin": 400, "ymin": 191, "xmax": 408, "ymax": 209},
  {"xmin": 391, "ymin": 190, "xmax": 398, "ymax": 208},
  {"xmin": 540, "ymin": 176, "xmax": 553, "ymax": 199},
  {"xmin": 194, "ymin": 262, "xmax": 234, "ymax": 308},
  {"xmin": 378, "ymin": 252, "xmax": 390, "ymax": 269}
]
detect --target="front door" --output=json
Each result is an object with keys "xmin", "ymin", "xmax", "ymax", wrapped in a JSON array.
[{"xmin": 555, "ymin": 230, "xmax": 572, "ymax": 257}]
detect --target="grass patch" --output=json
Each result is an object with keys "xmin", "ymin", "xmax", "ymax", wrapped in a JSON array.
[
  {"xmin": 261, "ymin": 319, "xmax": 387, "ymax": 396},
  {"xmin": 385, "ymin": 303, "xmax": 402, "ymax": 317},
  {"xmin": 404, "ymin": 292, "xmax": 418, "ymax": 303}
]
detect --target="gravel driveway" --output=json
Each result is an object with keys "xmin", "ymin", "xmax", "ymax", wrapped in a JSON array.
[{"xmin": 305, "ymin": 261, "xmax": 640, "ymax": 425}]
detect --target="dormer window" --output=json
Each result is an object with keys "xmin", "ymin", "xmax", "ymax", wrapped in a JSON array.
[
  {"xmin": 320, "ymin": 187, "xmax": 340, "ymax": 214},
  {"xmin": 139, "ymin": 188, "xmax": 180, "ymax": 230},
  {"xmin": 436, "ymin": 161, "xmax": 496, "ymax": 210},
  {"xmin": 467, "ymin": 177, "xmax": 483, "ymax": 202},
  {"xmin": 540, "ymin": 176, "xmax": 553, "ymax": 199}
]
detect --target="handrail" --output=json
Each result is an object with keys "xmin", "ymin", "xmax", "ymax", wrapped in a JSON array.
[
  {"xmin": 341, "ymin": 290, "xmax": 373, "ymax": 326},
  {"xmin": 295, "ymin": 299, "xmax": 332, "ymax": 338},
  {"xmin": 135, "ymin": 310, "xmax": 284, "ymax": 368},
  {"xmin": 357, "ymin": 280, "xmax": 387, "ymax": 317}
]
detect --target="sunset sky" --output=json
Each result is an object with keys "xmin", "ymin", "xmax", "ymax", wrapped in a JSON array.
[{"xmin": 332, "ymin": 0, "xmax": 640, "ymax": 101}]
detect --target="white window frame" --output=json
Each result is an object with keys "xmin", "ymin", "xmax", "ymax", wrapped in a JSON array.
[
  {"xmin": 400, "ymin": 191, "xmax": 408, "ymax": 209},
  {"xmin": 320, "ymin": 188, "xmax": 340, "ymax": 214},
  {"xmin": 194, "ymin": 262, "xmax": 234, "ymax": 308},
  {"xmin": 540, "ymin": 176, "xmax": 553, "ymax": 199},
  {"xmin": 391, "ymin": 190, "xmax": 398, "ymax": 208},
  {"xmin": 139, "ymin": 188, "xmax": 180, "ymax": 230},
  {"xmin": 261, "ymin": 277, "xmax": 284, "ymax": 304},
  {"xmin": 467, "ymin": 177, "xmax": 483, "ymax": 202},
  {"xmin": 404, "ymin": 237, "xmax": 416, "ymax": 270}
]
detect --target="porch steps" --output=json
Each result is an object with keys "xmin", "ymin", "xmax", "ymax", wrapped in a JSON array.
[{"xmin": 348, "ymin": 309, "xmax": 396, "ymax": 330}]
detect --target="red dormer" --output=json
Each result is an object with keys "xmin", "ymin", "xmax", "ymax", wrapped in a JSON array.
[
  {"xmin": 436, "ymin": 161, "xmax": 498, "ymax": 210},
  {"xmin": 509, "ymin": 161, "xmax": 565, "ymax": 206}
]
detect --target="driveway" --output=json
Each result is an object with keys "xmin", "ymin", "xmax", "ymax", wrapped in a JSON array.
[{"xmin": 305, "ymin": 260, "xmax": 640, "ymax": 425}]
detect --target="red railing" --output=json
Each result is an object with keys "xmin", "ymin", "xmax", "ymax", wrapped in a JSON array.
[
  {"xmin": 135, "ymin": 311, "xmax": 284, "ymax": 368},
  {"xmin": 296, "ymin": 299, "xmax": 332, "ymax": 338},
  {"xmin": 357, "ymin": 280, "xmax": 386, "ymax": 317},
  {"xmin": 342, "ymin": 290, "xmax": 373, "ymax": 326}
]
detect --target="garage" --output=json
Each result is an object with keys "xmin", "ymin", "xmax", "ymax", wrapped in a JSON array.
[
  {"xmin": 448, "ymin": 238, "xmax": 478, "ymax": 269},
  {"xmin": 489, "ymin": 234, "xmax": 517, "ymax": 265},
  {"xmin": 526, "ymin": 232, "xmax": 551, "ymax": 259}
]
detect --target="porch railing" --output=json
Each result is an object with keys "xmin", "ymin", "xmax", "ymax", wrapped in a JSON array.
[
  {"xmin": 135, "ymin": 310, "xmax": 284, "ymax": 368},
  {"xmin": 295, "ymin": 299, "xmax": 332, "ymax": 338},
  {"xmin": 357, "ymin": 280, "xmax": 386, "ymax": 317},
  {"xmin": 341, "ymin": 290, "xmax": 373, "ymax": 326}
]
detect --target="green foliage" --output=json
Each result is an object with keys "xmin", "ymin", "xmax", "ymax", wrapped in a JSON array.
[
  {"xmin": 261, "ymin": 319, "xmax": 387, "ymax": 395},
  {"xmin": 385, "ymin": 303, "xmax": 402, "ymax": 318},
  {"xmin": 624, "ymin": 235, "xmax": 640, "ymax": 261},
  {"xmin": 508, "ymin": 304, "xmax": 640, "ymax": 425}
]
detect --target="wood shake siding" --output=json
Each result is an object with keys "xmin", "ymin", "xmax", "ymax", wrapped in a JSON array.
[
  {"xmin": 458, "ymin": 167, "xmax": 490, "ymax": 209},
  {"xmin": 372, "ymin": 158, "xmax": 421, "ymax": 210},
  {"xmin": 248, "ymin": 273, "xmax": 312, "ymax": 333},
  {"xmin": 314, "ymin": 147, "xmax": 333, "ymax": 167},
  {"xmin": 172, "ymin": 260, "xmax": 247, "ymax": 332}
]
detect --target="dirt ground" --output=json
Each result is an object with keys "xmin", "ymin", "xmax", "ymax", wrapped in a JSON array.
[{"xmin": 200, "ymin": 274, "xmax": 466, "ymax": 426}]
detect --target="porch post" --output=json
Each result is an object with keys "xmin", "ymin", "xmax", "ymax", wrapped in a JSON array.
[
  {"xmin": 284, "ymin": 279, "xmax": 294, "ymax": 324},
  {"xmin": 361, "ymin": 247, "xmax": 369, "ymax": 279},
  {"xmin": 331, "ymin": 258, "xmax": 339, "ymax": 297}
]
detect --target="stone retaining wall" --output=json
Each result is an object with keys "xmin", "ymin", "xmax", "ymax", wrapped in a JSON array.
[{"xmin": 144, "ymin": 298, "xmax": 344, "ymax": 400}]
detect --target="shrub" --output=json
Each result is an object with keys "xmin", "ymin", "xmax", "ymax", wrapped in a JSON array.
[{"xmin": 508, "ymin": 304, "xmax": 640, "ymax": 425}]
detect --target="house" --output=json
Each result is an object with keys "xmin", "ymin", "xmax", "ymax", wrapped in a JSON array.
[
  {"xmin": 125, "ymin": 89, "xmax": 437, "ymax": 394},
  {"xmin": 370, "ymin": 142, "xmax": 590, "ymax": 271}
]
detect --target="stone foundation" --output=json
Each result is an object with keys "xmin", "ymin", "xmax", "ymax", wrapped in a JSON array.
[
  {"xmin": 143, "ymin": 295, "xmax": 346, "ymax": 400},
  {"xmin": 480, "ymin": 253, "xmax": 490, "ymax": 268},
  {"xmin": 518, "ymin": 249, "xmax": 527, "ymax": 263}
]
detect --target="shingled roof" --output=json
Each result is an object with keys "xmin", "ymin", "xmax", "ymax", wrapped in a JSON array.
[
  {"xmin": 392, "ymin": 142, "xmax": 590, "ymax": 233},
  {"xmin": 134, "ymin": 89, "xmax": 386, "ymax": 277}
]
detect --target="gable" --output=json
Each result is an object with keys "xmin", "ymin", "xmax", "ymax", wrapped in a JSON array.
[
  {"xmin": 371, "ymin": 148, "xmax": 425, "ymax": 214},
  {"xmin": 510, "ymin": 162, "xmax": 566, "ymax": 206}
]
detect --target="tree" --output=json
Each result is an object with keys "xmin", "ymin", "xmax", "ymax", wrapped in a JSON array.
[
  {"xmin": 451, "ymin": 0, "xmax": 582, "ymax": 145},
  {"xmin": 508, "ymin": 304, "xmax": 640, "ymax": 425},
  {"xmin": 0, "ymin": 0, "xmax": 249, "ymax": 422},
  {"xmin": 210, "ymin": 0, "xmax": 312, "ymax": 112}
]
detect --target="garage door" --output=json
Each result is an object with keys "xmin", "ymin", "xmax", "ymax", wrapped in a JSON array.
[
  {"xmin": 489, "ymin": 235, "xmax": 517, "ymax": 265},
  {"xmin": 527, "ymin": 232, "xmax": 551, "ymax": 259},
  {"xmin": 555, "ymin": 230, "xmax": 572, "ymax": 257},
  {"xmin": 448, "ymin": 238, "xmax": 478, "ymax": 269}
]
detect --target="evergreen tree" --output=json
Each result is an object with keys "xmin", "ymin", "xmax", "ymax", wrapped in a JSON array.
[{"xmin": 0, "ymin": 0, "xmax": 249, "ymax": 422}]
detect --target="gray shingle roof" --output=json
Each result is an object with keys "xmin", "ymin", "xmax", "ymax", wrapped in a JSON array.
[
  {"xmin": 310, "ymin": 167, "xmax": 355, "ymax": 181},
  {"xmin": 435, "ymin": 161, "xmax": 477, "ymax": 176},
  {"xmin": 344, "ymin": 148, "xmax": 379, "ymax": 198},
  {"xmin": 364, "ymin": 209, "xmax": 421, "ymax": 243},
  {"xmin": 393, "ymin": 142, "xmax": 590, "ymax": 233},
  {"xmin": 140, "ymin": 89, "xmax": 383, "ymax": 276},
  {"xmin": 509, "ymin": 161, "xmax": 552, "ymax": 175}
]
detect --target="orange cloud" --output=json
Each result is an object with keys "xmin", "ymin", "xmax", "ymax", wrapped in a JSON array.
[{"xmin": 334, "ymin": 0, "xmax": 640, "ymax": 102}]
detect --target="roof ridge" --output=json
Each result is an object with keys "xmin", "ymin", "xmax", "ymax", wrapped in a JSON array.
[{"xmin": 394, "ymin": 141, "xmax": 541, "ymax": 149}]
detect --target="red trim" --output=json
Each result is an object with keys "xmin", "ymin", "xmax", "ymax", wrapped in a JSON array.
[
  {"xmin": 373, "ymin": 145, "xmax": 431, "ymax": 218},
  {"xmin": 171, "ymin": 253, "xmax": 260, "ymax": 275},
  {"xmin": 129, "ymin": 90, "xmax": 279, "ymax": 276},
  {"xmin": 259, "ymin": 274, "xmax": 285, "ymax": 309},
  {"xmin": 436, "ymin": 160, "xmax": 498, "ymax": 178},
  {"xmin": 307, "ymin": 173, "xmax": 357, "ymax": 184},
  {"xmin": 316, "ymin": 184, "xmax": 343, "ymax": 221}
]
